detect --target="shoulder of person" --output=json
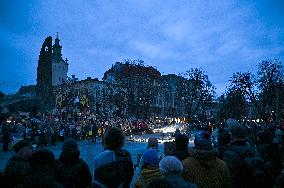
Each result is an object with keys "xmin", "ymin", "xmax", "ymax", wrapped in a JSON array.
[
  {"xmin": 121, "ymin": 149, "xmax": 131, "ymax": 156},
  {"xmin": 94, "ymin": 150, "xmax": 116, "ymax": 167}
]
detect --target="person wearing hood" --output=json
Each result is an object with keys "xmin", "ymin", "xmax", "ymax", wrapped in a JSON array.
[
  {"xmin": 173, "ymin": 133, "xmax": 189, "ymax": 161},
  {"xmin": 4, "ymin": 139, "xmax": 32, "ymax": 188},
  {"xmin": 55, "ymin": 138, "xmax": 92, "ymax": 188},
  {"xmin": 134, "ymin": 148, "xmax": 162, "ymax": 188},
  {"xmin": 223, "ymin": 124, "xmax": 268, "ymax": 188},
  {"xmin": 19, "ymin": 148, "xmax": 62, "ymax": 188},
  {"xmin": 182, "ymin": 131, "xmax": 232, "ymax": 188},
  {"xmin": 216, "ymin": 128, "xmax": 231, "ymax": 160}
]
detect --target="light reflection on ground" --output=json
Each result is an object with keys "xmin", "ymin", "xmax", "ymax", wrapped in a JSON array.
[{"xmin": 0, "ymin": 133, "xmax": 195, "ymax": 173}]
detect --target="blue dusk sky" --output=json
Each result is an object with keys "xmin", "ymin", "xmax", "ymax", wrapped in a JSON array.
[{"xmin": 0, "ymin": 0, "xmax": 284, "ymax": 95}]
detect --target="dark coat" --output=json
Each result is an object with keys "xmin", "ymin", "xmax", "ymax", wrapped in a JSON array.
[
  {"xmin": 275, "ymin": 167, "xmax": 284, "ymax": 188},
  {"xmin": 173, "ymin": 149, "xmax": 189, "ymax": 162},
  {"xmin": 20, "ymin": 165, "xmax": 62, "ymax": 188},
  {"xmin": 174, "ymin": 134, "xmax": 190, "ymax": 161},
  {"xmin": 93, "ymin": 149, "xmax": 134, "ymax": 188},
  {"xmin": 55, "ymin": 150, "xmax": 92, "ymax": 188},
  {"xmin": 257, "ymin": 143, "xmax": 282, "ymax": 177},
  {"xmin": 4, "ymin": 156, "xmax": 31, "ymax": 188},
  {"xmin": 223, "ymin": 139, "xmax": 266, "ymax": 188},
  {"xmin": 164, "ymin": 175, "xmax": 196, "ymax": 188}
]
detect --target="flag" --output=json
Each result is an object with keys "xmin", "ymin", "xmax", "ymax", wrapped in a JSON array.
[{"xmin": 56, "ymin": 94, "xmax": 63, "ymax": 108}]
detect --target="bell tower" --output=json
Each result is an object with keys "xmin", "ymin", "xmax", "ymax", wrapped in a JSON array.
[
  {"xmin": 51, "ymin": 33, "xmax": 69, "ymax": 86},
  {"xmin": 36, "ymin": 34, "xmax": 69, "ymax": 111}
]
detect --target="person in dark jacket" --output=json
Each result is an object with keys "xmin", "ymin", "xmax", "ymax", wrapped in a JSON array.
[
  {"xmin": 38, "ymin": 130, "xmax": 48, "ymax": 147},
  {"xmin": 91, "ymin": 119, "xmax": 98, "ymax": 143},
  {"xmin": 173, "ymin": 133, "xmax": 189, "ymax": 161},
  {"xmin": 275, "ymin": 166, "xmax": 284, "ymax": 188},
  {"xmin": 223, "ymin": 124, "xmax": 267, "ymax": 188},
  {"xmin": 146, "ymin": 177, "xmax": 174, "ymax": 188},
  {"xmin": 4, "ymin": 139, "xmax": 32, "ymax": 188},
  {"xmin": 55, "ymin": 138, "xmax": 92, "ymax": 188},
  {"xmin": 257, "ymin": 130, "xmax": 282, "ymax": 181},
  {"xmin": 2, "ymin": 124, "xmax": 10, "ymax": 151},
  {"xmin": 20, "ymin": 148, "xmax": 62, "ymax": 188},
  {"xmin": 93, "ymin": 127, "xmax": 134, "ymax": 188},
  {"xmin": 217, "ymin": 128, "xmax": 231, "ymax": 160}
]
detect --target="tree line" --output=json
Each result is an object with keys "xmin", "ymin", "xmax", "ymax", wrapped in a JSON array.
[{"xmin": 102, "ymin": 59, "xmax": 283, "ymax": 123}]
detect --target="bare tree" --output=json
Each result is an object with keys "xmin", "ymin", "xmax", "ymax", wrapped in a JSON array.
[
  {"xmin": 176, "ymin": 68, "xmax": 216, "ymax": 120},
  {"xmin": 228, "ymin": 59, "xmax": 284, "ymax": 122},
  {"xmin": 257, "ymin": 59, "xmax": 284, "ymax": 124},
  {"xmin": 216, "ymin": 89, "xmax": 246, "ymax": 121},
  {"xmin": 103, "ymin": 60, "xmax": 160, "ymax": 119}
]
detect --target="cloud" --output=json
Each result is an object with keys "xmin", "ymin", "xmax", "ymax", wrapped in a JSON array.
[{"xmin": 1, "ymin": 0, "xmax": 284, "ymax": 95}]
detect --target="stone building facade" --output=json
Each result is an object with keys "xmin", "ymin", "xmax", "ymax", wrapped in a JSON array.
[{"xmin": 36, "ymin": 34, "xmax": 68, "ymax": 110}]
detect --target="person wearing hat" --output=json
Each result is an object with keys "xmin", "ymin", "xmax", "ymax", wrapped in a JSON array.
[
  {"xmin": 134, "ymin": 148, "xmax": 161, "ymax": 188},
  {"xmin": 226, "ymin": 118, "xmax": 238, "ymax": 128},
  {"xmin": 173, "ymin": 133, "xmax": 190, "ymax": 161},
  {"xmin": 182, "ymin": 131, "xmax": 232, "ymax": 188},
  {"xmin": 55, "ymin": 138, "xmax": 92, "ymax": 188},
  {"xmin": 223, "ymin": 124, "xmax": 268, "ymax": 188},
  {"xmin": 159, "ymin": 156, "xmax": 196, "ymax": 188},
  {"xmin": 136, "ymin": 138, "xmax": 163, "ymax": 169},
  {"xmin": 4, "ymin": 139, "xmax": 32, "ymax": 188},
  {"xmin": 20, "ymin": 148, "xmax": 62, "ymax": 188},
  {"xmin": 148, "ymin": 137, "xmax": 158, "ymax": 149},
  {"xmin": 147, "ymin": 137, "xmax": 164, "ymax": 161},
  {"xmin": 131, "ymin": 138, "xmax": 163, "ymax": 187}
]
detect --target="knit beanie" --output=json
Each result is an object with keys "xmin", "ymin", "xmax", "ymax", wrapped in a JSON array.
[
  {"xmin": 226, "ymin": 118, "xmax": 238, "ymax": 128},
  {"xmin": 159, "ymin": 156, "xmax": 183, "ymax": 175},
  {"xmin": 14, "ymin": 139, "xmax": 30, "ymax": 153},
  {"xmin": 175, "ymin": 133, "xmax": 189, "ymax": 150},
  {"xmin": 32, "ymin": 148, "xmax": 55, "ymax": 167},
  {"xmin": 230, "ymin": 124, "xmax": 247, "ymax": 139},
  {"xmin": 62, "ymin": 138, "xmax": 78, "ymax": 152},
  {"xmin": 142, "ymin": 148, "xmax": 159, "ymax": 166},
  {"xmin": 194, "ymin": 131, "xmax": 212, "ymax": 150},
  {"xmin": 147, "ymin": 137, "xmax": 158, "ymax": 149}
]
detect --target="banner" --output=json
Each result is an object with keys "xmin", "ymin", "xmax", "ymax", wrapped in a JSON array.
[{"xmin": 56, "ymin": 94, "xmax": 63, "ymax": 108}]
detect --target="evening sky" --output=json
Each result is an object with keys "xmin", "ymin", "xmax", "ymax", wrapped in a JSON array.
[{"xmin": 0, "ymin": 0, "xmax": 283, "ymax": 95}]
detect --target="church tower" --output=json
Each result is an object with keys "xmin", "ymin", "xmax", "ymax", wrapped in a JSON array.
[
  {"xmin": 36, "ymin": 34, "xmax": 69, "ymax": 111},
  {"xmin": 51, "ymin": 33, "xmax": 69, "ymax": 86}
]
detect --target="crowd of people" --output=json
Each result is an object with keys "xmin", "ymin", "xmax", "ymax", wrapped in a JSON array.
[
  {"xmin": 0, "ymin": 117, "xmax": 284, "ymax": 187},
  {"xmin": 0, "ymin": 113, "xmax": 157, "ymax": 151}
]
